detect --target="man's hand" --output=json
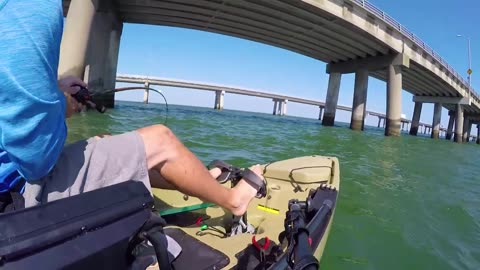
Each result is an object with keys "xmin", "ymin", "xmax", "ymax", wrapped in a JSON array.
[
  {"xmin": 58, "ymin": 76, "xmax": 87, "ymax": 118},
  {"xmin": 58, "ymin": 75, "xmax": 86, "ymax": 95}
]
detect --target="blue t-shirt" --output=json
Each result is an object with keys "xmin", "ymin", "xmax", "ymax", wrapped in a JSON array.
[{"xmin": 0, "ymin": 0, "xmax": 67, "ymax": 192}]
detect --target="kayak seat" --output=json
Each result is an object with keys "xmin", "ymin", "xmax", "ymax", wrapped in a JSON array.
[
  {"xmin": 0, "ymin": 180, "xmax": 160, "ymax": 270},
  {"xmin": 165, "ymin": 227, "xmax": 230, "ymax": 270}
]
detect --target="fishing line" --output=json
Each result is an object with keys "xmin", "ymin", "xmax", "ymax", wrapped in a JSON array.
[{"xmin": 93, "ymin": 87, "xmax": 169, "ymax": 125}]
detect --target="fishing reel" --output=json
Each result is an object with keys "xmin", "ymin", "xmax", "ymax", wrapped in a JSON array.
[
  {"xmin": 283, "ymin": 199, "xmax": 309, "ymax": 244},
  {"xmin": 71, "ymin": 86, "xmax": 106, "ymax": 113}
]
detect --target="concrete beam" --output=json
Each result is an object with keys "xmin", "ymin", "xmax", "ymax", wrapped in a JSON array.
[
  {"xmin": 59, "ymin": 0, "xmax": 96, "ymax": 79},
  {"xmin": 385, "ymin": 64, "xmax": 402, "ymax": 136},
  {"xmin": 463, "ymin": 118, "xmax": 472, "ymax": 142},
  {"xmin": 477, "ymin": 124, "xmax": 480, "ymax": 144},
  {"xmin": 431, "ymin": 103, "xmax": 442, "ymax": 139},
  {"xmin": 281, "ymin": 100, "xmax": 288, "ymax": 116},
  {"xmin": 318, "ymin": 106, "xmax": 324, "ymax": 121},
  {"xmin": 101, "ymin": 17, "xmax": 123, "ymax": 108},
  {"xmin": 461, "ymin": 114, "xmax": 480, "ymax": 123},
  {"xmin": 409, "ymin": 102, "xmax": 422, "ymax": 136},
  {"xmin": 214, "ymin": 90, "xmax": 225, "ymax": 110},
  {"xmin": 327, "ymin": 53, "xmax": 409, "ymax": 74},
  {"xmin": 446, "ymin": 110, "xmax": 455, "ymax": 140},
  {"xmin": 60, "ymin": 0, "xmax": 122, "ymax": 108},
  {"xmin": 412, "ymin": 96, "xmax": 471, "ymax": 105},
  {"xmin": 143, "ymin": 81, "xmax": 150, "ymax": 104},
  {"xmin": 350, "ymin": 70, "xmax": 369, "ymax": 130},
  {"xmin": 277, "ymin": 100, "xmax": 284, "ymax": 116},
  {"xmin": 454, "ymin": 104, "xmax": 464, "ymax": 143},
  {"xmin": 322, "ymin": 73, "xmax": 342, "ymax": 126}
]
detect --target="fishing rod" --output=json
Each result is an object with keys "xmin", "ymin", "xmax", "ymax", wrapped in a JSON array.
[{"xmin": 72, "ymin": 86, "xmax": 169, "ymax": 124}]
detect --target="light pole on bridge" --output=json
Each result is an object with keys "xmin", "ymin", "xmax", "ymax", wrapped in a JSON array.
[{"xmin": 457, "ymin": 34, "xmax": 472, "ymax": 88}]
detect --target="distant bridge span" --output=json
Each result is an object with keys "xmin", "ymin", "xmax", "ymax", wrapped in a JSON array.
[
  {"xmin": 116, "ymin": 74, "xmax": 442, "ymax": 135},
  {"xmin": 117, "ymin": 74, "xmax": 360, "ymax": 114}
]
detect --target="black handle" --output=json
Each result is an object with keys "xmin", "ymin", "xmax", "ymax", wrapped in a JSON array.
[{"xmin": 71, "ymin": 86, "xmax": 106, "ymax": 113}]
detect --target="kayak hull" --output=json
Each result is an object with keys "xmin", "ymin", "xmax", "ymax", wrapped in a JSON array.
[{"xmin": 153, "ymin": 155, "xmax": 340, "ymax": 269}]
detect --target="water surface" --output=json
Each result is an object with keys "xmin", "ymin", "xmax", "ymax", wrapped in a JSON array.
[{"xmin": 67, "ymin": 101, "xmax": 480, "ymax": 270}]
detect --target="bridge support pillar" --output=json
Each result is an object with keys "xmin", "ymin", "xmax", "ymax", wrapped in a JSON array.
[
  {"xmin": 273, "ymin": 99, "xmax": 284, "ymax": 116},
  {"xmin": 272, "ymin": 100, "xmax": 278, "ymax": 115},
  {"xmin": 281, "ymin": 100, "xmax": 288, "ymax": 116},
  {"xmin": 469, "ymin": 123, "xmax": 473, "ymax": 142},
  {"xmin": 58, "ymin": 0, "xmax": 95, "ymax": 80},
  {"xmin": 59, "ymin": 0, "xmax": 123, "ymax": 108},
  {"xmin": 276, "ymin": 100, "xmax": 284, "ymax": 116},
  {"xmin": 318, "ymin": 106, "xmax": 324, "ymax": 120},
  {"xmin": 446, "ymin": 111, "xmax": 455, "ymax": 140},
  {"xmin": 214, "ymin": 90, "xmax": 225, "ymax": 110},
  {"xmin": 322, "ymin": 73, "xmax": 342, "ymax": 126},
  {"xmin": 385, "ymin": 65, "xmax": 402, "ymax": 136},
  {"xmin": 463, "ymin": 118, "xmax": 472, "ymax": 142},
  {"xmin": 409, "ymin": 102, "xmax": 422, "ymax": 136},
  {"xmin": 431, "ymin": 103, "xmax": 442, "ymax": 139},
  {"xmin": 477, "ymin": 125, "xmax": 480, "ymax": 144},
  {"xmin": 454, "ymin": 104, "xmax": 464, "ymax": 143},
  {"xmin": 143, "ymin": 81, "xmax": 150, "ymax": 104},
  {"xmin": 350, "ymin": 70, "xmax": 369, "ymax": 130}
]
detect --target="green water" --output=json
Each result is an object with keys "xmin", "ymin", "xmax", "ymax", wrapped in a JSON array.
[{"xmin": 67, "ymin": 101, "xmax": 480, "ymax": 270}]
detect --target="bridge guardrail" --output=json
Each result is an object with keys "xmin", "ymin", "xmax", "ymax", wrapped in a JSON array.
[{"xmin": 351, "ymin": 0, "xmax": 479, "ymax": 104}]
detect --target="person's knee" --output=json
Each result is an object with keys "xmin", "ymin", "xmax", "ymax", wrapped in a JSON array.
[
  {"xmin": 137, "ymin": 125, "xmax": 179, "ymax": 168},
  {"xmin": 148, "ymin": 124, "xmax": 175, "ymax": 141}
]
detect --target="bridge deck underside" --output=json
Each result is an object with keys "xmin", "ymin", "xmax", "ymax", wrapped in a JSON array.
[
  {"xmin": 63, "ymin": 0, "xmax": 388, "ymax": 63},
  {"xmin": 62, "ymin": 0, "xmax": 479, "ymax": 114}
]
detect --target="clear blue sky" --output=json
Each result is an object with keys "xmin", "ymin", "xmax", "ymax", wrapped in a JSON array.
[{"xmin": 115, "ymin": 0, "xmax": 479, "ymax": 129}]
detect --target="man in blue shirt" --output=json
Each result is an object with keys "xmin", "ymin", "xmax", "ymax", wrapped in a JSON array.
[{"xmin": 0, "ymin": 0, "xmax": 265, "ymax": 216}]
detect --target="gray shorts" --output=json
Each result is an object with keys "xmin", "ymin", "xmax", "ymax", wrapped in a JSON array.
[{"xmin": 24, "ymin": 131, "xmax": 152, "ymax": 207}]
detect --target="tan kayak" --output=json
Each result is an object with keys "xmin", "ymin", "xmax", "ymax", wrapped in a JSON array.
[{"xmin": 152, "ymin": 155, "xmax": 340, "ymax": 269}]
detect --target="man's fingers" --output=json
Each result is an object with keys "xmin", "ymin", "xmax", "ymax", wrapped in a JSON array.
[
  {"xmin": 68, "ymin": 85, "xmax": 82, "ymax": 95},
  {"xmin": 70, "ymin": 96, "xmax": 84, "ymax": 112},
  {"xmin": 58, "ymin": 76, "xmax": 87, "ymax": 94},
  {"xmin": 72, "ymin": 78, "xmax": 87, "ymax": 87}
]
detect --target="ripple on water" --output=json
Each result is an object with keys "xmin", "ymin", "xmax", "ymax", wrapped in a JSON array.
[{"xmin": 66, "ymin": 102, "xmax": 480, "ymax": 270}]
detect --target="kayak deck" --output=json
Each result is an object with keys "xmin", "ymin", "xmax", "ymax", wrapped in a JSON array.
[{"xmin": 152, "ymin": 155, "xmax": 340, "ymax": 268}]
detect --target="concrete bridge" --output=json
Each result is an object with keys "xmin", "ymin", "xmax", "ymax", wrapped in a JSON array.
[
  {"xmin": 116, "ymin": 74, "xmax": 452, "ymax": 138},
  {"xmin": 60, "ymin": 0, "xmax": 479, "ymax": 143},
  {"xmin": 117, "ymin": 74, "xmax": 357, "ymax": 118}
]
